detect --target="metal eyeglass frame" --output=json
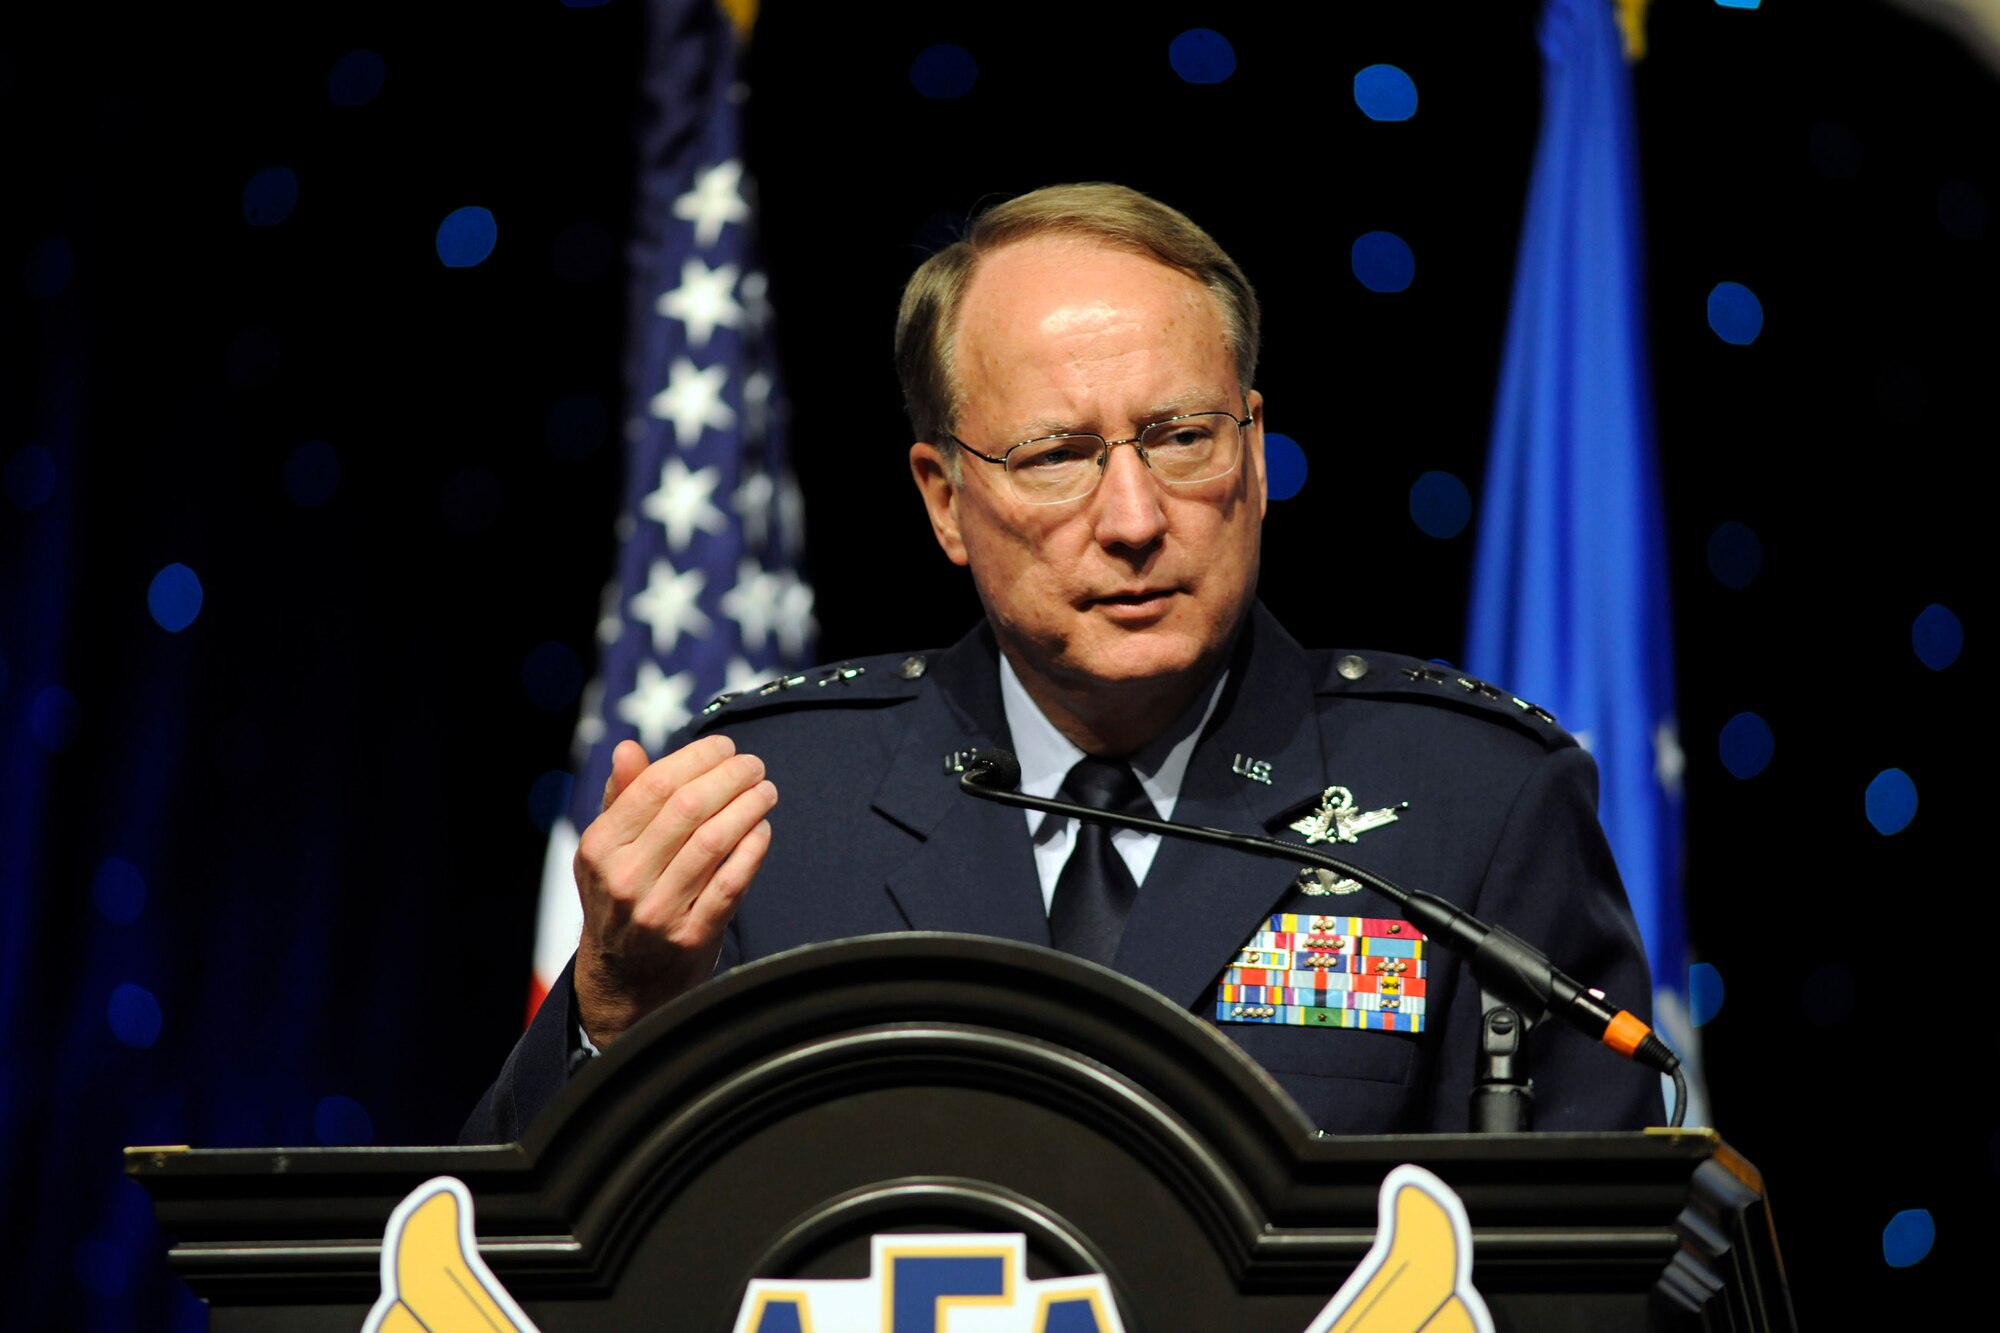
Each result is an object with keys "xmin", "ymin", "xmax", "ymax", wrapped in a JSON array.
[{"xmin": 944, "ymin": 405, "xmax": 1254, "ymax": 505}]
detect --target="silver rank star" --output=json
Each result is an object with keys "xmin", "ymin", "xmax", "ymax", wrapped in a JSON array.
[{"xmin": 1288, "ymin": 786, "xmax": 1410, "ymax": 845}]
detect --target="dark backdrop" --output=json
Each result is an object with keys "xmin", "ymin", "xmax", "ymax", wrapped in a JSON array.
[{"xmin": 2, "ymin": 1, "xmax": 1986, "ymax": 1327}]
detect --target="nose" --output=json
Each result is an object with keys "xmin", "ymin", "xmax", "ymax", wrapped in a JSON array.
[{"xmin": 1091, "ymin": 439, "xmax": 1169, "ymax": 551}]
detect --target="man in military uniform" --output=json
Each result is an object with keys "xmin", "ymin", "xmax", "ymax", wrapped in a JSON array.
[{"xmin": 465, "ymin": 184, "xmax": 1662, "ymax": 1142}]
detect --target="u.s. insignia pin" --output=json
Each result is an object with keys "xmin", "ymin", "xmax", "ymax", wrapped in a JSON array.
[{"xmin": 1288, "ymin": 786, "xmax": 1410, "ymax": 845}]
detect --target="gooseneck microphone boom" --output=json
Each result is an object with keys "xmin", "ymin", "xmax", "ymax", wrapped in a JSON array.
[{"xmin": 960, "ymin": 749, "xmax": 1687, "ymax": 1128}]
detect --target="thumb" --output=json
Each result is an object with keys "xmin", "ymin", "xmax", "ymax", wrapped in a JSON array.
[{"xmin": 602, "ymin": 739, "xmax": 651, "ymax": 812}]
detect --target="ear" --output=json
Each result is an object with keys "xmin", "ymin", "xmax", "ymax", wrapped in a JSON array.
[
  {"xmin": 909, "ymin": 441, "xmax": 970, "ymax": 566},
  {"xmin": 1245, "ymin": 389, "xmax": 1268, "ymax": 519}
]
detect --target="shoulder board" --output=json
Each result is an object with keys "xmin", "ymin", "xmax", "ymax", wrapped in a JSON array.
[
  {"xmin": 1311, "ymin": 649, "xmax": 1575, "ymax": 750},
  {"xmin": 690, "ymin": 650, "xmax": 940, "ymax": 730}
]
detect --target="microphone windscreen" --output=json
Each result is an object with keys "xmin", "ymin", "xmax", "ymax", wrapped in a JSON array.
[{"xmin": 966, "ymin": 748, "xmax": 1022, "ymax": 790}]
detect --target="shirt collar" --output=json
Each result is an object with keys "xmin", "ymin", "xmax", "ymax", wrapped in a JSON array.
[{"xmin": 997, "ymin": 653, "xmax": 1228, "ymax": 829}]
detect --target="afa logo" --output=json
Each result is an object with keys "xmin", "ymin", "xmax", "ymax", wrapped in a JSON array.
[
  {"xmin": 733, "ymin": 1233, "xmax": 1122, "ymax": 1333},
  {"xmin": 366, "ymin": 1165, "xmax": 1489, "ymax": 1333}
]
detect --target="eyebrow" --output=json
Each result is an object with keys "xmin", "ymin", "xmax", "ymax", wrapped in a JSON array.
[{"xmin": 1012, "ymin": 393, "xmax": 1236, "ymax": 439}]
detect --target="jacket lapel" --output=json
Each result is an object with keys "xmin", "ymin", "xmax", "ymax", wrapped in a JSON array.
[
  {"xmin": 872, "ymin": 624, "xmax": 1052, "ymax": 946},
  {"xmin": 1112, "ymin": 605, "xmax": 1333, "ymax": 1010}
]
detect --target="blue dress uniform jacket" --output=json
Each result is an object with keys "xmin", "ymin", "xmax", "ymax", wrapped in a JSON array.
[{"xmin": 463, "ymin": 603, "xmax": 1665, "ymax": 1142}]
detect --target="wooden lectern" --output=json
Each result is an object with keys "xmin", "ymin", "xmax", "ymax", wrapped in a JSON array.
[{"xmin": 131, "ymin": 935, "xmax": 1792, "ymax": 1330}]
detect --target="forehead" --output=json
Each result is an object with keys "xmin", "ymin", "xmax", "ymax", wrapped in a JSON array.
[{"xmin": 951, "ymin": 237, "xmax": 1232, "ymax": 427}]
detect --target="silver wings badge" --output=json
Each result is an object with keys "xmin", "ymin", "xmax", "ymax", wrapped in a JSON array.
[
  {"xmin": 1288, "ymin": 786, "xmax": 1410, "ymax": 896},
  {"xmin": 1288, "ymin": 786, "xmax": 1410, "ymax": 845}
]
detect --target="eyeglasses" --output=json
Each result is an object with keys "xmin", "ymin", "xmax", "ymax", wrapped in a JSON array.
[{"xmin": 946, "ymin": 407, "xmax": 1252, "ymax": 505}]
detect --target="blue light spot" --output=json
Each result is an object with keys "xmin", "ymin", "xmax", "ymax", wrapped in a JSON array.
[
  {"xmin": 1688, "ymin": 963, "xmax": 1725, "ymax": 1026},
  {"xmin": 108, "ymin": 983, "xmax": 163, "ymax": 1049},
  {"xmin": 242, "ymin": 166, "xmax": 299, "ymax": 227},
  {"xmin": 1883, "ymin": 1209, "xmax": 1934, "ymax": 1267},
  {"xmin": 1353, "ymin": 64, "xmax": 1417, "ymax": 121},
  {"xmin": 29, "ymin": 684, "xmax": 80, "ymax": 752},
  {"xmin": 1706, "ymin": 521, "xmax": 1762, "ymax": 589},
  {"xmin": 1707, "ymin": 282, "xmax": 1763, "ymax": 345},
  {"xmin": 1264, "ymin": 433, "xmax": 1307, "ymax": 500},
  {"xmin": 148, "ymin": 563, "xmax": 204, "ymax": 633},
  {"xmin": 1912, "ymin": 604, "xmax": 1962, "ymax": 671},
  {"xmin": 93, "ymin": 858, "xmax": 146, "ymax": 925},
  {"xmin": 312, "ymin": 1094, "xmax": 373, "ymax": 1146},
  {"xmin": 908, "ymin": 44, "xmax": 978, "ymax": 100},
  {"xmin": 529, "ymin": 769, "xmax": 576, "ymax": 833},
  {"xmin": 436, "ymin": 206, "xmax": 498, "ymax": 268},
  {"xmin": 522, "ymin": 641, "xmax": 583, "ymax": 711},
  {"xmin": 1351, "ymin": 231, "xmax": 1415, "ymax": 293},
  {"xmin": 1937, "ymin": 180, "xmax": 1988, "ymax": 241},
  {"xmin": 551, "ymin": 220, "xmax": 614, "ymax": 282},
  {"xmin": 442, "ymin": 466, "xmax": 502, "ymax": 534},
  {"xmin": 1717, "ymin": 712, "xmax": 1773, "ymax": 779},
  {"xmin": 1169, "ymin": 28, "xmax": 1236, "ymax": 84},
  {"xmin": 1408, "ymin": 470, "xmax": 1471, "ymax": 539},
  {"xmin": 73, "ymin": 1238, "xmax": 129, "ymax": 1299},
  {"xmin": 1865, "ymin": 768, "xmax": 1918, "ymax": 835},
  {"xmin": 23, "ymin": 235, "xmax": 74, "ymax": 299},
  {"xmin": 283, "ymin": 440, "xmax": 340, "ymax": 508},
  {"xmin": 327, "ymin": 49, "xmax": 385, "ymax": 107},
  {"xmin": 6, "ymin": 444, "xmax": 57, "ymax": 510},
  {"xmin": 1801, "ymin": 962, "xmax": 1856, "ymax": 1027},
  {"xmin": 1714, "ymin": 0, "xmax": 1761, "ymax": 8},
  {"xmin": 547, "ymin": 393, "xmax": 608, "ymax": 460}
]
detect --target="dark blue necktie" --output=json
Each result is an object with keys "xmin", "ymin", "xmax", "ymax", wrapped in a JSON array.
[{"xmin": 1049, "ymin": 758, "xmax": 1154, "ymax": 966}]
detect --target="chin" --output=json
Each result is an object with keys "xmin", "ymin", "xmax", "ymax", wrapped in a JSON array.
[{"xmin": 1065, "ymin": 622, "xmax": 1217, "ymax": 689}]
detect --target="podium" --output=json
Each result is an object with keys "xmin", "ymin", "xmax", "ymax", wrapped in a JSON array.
[{"xmin": 131, "ymin": 935, "xmax": 1792, "ymax": 1330}]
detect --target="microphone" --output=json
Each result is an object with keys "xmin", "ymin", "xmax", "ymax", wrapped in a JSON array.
[{"xmin": 961, "ymin": 749, "xmax": 1686, "ymax": 1124}]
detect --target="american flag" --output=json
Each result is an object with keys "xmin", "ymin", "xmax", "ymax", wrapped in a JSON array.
[{"xmin": 530, "ymin": 0, "xmax": 813, "ymax": 1020}]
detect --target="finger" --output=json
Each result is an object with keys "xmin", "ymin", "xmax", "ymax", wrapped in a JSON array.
[
  {"xmin": 629, "ymin": 748, "xmax": 765, "ymax": 859},
  {"xmin": 592, "ymin": 733, "xmax": 739, "ymax": 846},
  {"xmin": 602, "ymin": 739, "xmax": 651, "ymax": 812},
  {"xmin": 671, "ymin": 813, "xmax": 773, "ymax": 946},
  {"xmin": 640, "ymin": 779, "xmax": 778, "ymax": 926}
]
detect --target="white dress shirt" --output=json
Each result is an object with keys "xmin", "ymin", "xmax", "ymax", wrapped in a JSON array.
[{"xmin": 998, "ymin": 655, "xmax": 1227, "ymax": 913}]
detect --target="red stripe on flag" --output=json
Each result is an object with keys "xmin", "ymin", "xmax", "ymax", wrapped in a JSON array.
[{"xmin": 524, "ymin": 973, "xmax": 551, "ymax": 1029}]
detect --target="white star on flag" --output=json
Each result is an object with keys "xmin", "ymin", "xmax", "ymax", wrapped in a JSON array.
[
  {"xmin": 573, "ymin": 679, "xmax": 606, "ymax": 752},
  {"xmin": 628, "ymin": 559, "xmax": 712, "ymax": 654},
  {"xmin": 639, "ymin": 456, "xmax": 729, "ymax": 552},
  {"xmin": 777, "ymin": 472, "xmax": 807, "ymax": 560},
  {"xmin": 1653, "ymin": 716, "xmax": 1685, "ymax": 795},
  {"xmin": 740, "ymin": 269, "xmax": 772, "ymax": 333},
  {"xmin": 674, "ymin": 159, "xmax": 749, "ymax": 248},
  {"xmin": 732, "ymin": 469, "xmax": 774, "ymax": 550},
  {"xmin": 648, "ymin": 358, "xmax": 736, "ymax": 448},
  {"xmin": 773, "ymin": 569, "xmax": 815, "ymax": 659},
  {"xmin": 617, "ymin": 660, "xmax": 695, "ymax": 753},
  {"xmin": 595, "ymin": 578, "xmax": 625, "ymax": 646},
  {"xmin": 656, "ymin": 257, "xmax": 744, "ymax": 349},
  {"xmin": 722, "ymin": 656, "xmax": 767, "ymax": 694},
  {"xmin": 720, "ymin": 558, "xmax": 785, "ymax": 652},
  {"xmin": 741, "ymin": 368, "xmax": 773, "ymax": 443}
]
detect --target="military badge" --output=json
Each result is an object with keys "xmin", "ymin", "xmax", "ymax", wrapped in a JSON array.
[
  {"xmin": 1215, "ymin": 913, "xmax": 1429, "ymax": 1033},
  {"xmin": 1288, "ymin": 786, "xmax": 1409, "ymax": 845}
]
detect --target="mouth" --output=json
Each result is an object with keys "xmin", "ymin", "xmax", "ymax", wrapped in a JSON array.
[{"xmin": 1088, "ymin": 588, "xmax": 1179, "ymax": 616}]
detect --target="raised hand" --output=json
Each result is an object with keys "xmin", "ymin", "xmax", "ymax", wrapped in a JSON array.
[{"xmin": 571, "ymin": 734, "xmax": 777, "ymax": 1046}]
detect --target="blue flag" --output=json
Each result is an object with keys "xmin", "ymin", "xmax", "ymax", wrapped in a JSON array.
[
  {"xmin": 531, "ymin": 0, "xmax": 814, "ymax": 1015},
  {"xmin": 1465, "ymin": 0, "xmax": 1703, "ymax": 1116}
]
